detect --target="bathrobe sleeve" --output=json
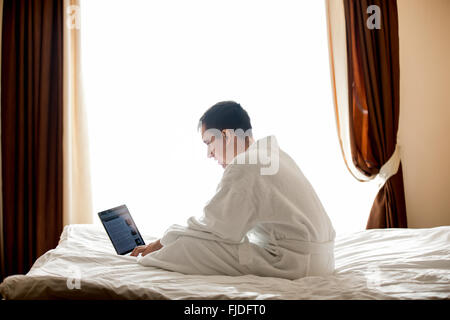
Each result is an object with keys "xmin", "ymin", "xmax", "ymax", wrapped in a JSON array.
[{"xmin": 160, "ymin": 164, "xmax": 258, "ymax": 246}]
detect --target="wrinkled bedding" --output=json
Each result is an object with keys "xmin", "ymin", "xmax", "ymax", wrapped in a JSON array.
[{"xmin": 1, "ymin": 224, "xmax": 449, "ymax": 299}]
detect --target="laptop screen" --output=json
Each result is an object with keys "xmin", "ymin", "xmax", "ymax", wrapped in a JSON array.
[{"xmin": 98, "ymin": 205, "xmax": 145, "ymax": 255}]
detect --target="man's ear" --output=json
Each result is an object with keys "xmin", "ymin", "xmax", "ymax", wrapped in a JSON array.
[{"xmin": 221, "ymin": 129, "xmax": 230, "ymax": 142}]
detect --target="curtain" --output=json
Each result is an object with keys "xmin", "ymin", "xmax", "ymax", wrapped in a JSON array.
[
  {"xmin": 0, "ymin": 0, "xmax": 4, "ymax": 281},
  {"xmin": 326, "ymin": 0, "xmax": 357, "ymax": 180},
  {"xmin": 326, "ymin": 0, "xmax": 407, "ymax": 228},
  {"xmin": 63, "ymin": 0, "xmax": 93, "ymax": 225},
  {"xmin": 1, "ymin": 0, "xmax": 64, "ymax": 280}
]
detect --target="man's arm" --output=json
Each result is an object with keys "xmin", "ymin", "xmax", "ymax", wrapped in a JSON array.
[
  {"xmin": 186, "ymin": 165, "xmax": 257, "ymax": 243},
  {"xmin": 135, "ymin": 165, "xmax": 257, "ymax": 251},
  {"xmin": 158, "ymin": 183, "xmax": 256, "ymax": 246}
]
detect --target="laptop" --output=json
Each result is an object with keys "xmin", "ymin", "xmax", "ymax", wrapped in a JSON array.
[{"xmin": 98, "ymin": 204, "xmax": 146, "ymax": 255}]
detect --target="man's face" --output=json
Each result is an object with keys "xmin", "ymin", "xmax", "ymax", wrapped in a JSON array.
[{"xmin": 201, "ymin": 124, "xmax": 234, "ymax": 168}]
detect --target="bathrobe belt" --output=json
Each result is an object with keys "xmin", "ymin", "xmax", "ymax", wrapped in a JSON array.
[
  {"xmin": 274, "ymin": 239, "xmax": 335, "ymax": 255},
  {"xmin": 238, "ymin": 238, "xmax": 334, "ymax": 266},
  {"xmin": 266, "ymin": 229, "xmax": 335, "ymax": 255}
]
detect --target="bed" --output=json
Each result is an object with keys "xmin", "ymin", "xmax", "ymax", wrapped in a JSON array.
[{"xmin": 1, "ymin": 224, "xmax": 449, "ymax": 300}]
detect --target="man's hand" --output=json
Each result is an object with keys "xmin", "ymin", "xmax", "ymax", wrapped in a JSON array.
[{"xmin": 130, "ymin": 239, "xmax": 163, "ymax": 257}]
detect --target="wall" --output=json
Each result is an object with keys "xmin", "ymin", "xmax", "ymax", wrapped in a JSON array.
[{"xmin": 397, "ymin": 0, "xmax": 450, "ymax": 227}]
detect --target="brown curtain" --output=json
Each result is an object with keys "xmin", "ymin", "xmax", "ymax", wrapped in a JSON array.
[
  {"xmin": 1, "ymin": 0, "xmax": 63, "ymax": 280},
  {"xmin": 343, "ymin": 0, "xmax": 407, "ymax": 228}
]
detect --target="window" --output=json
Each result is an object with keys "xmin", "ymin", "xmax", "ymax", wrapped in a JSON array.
[{"xmin": 81, "ymin": 0, "xmax": 379, "ymax": 237}]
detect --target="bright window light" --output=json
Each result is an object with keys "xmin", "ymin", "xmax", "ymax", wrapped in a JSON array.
[{"xmin": 81, "ymin": 0, "xmax": 379, "ymax": 237}]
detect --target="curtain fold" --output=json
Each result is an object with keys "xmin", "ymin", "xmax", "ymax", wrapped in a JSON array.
[
  {"xmin": 326, "ymin": 0, "xmax": 368, "ymax": 183},
  {"xmin": 63, "ymin": 0, "xmax": 93, "ymax": 226},
  {"xmin": 1, "ymin": 0, "xmax": 64, "ymax": 280},
  {"xmin": 0, "ymin": 0, "xmax": 5, "ymax": 281},
  {"xmin": 326, "ymin": 0, "xmax": 407, "ymax": 228}
]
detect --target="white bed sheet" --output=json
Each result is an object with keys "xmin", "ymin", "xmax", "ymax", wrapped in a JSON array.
[{"xmin": 1, "ymin": 224, "xmax": 449, "ymax": 299}]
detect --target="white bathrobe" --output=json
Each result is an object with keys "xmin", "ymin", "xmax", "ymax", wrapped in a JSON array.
[{"xmin": 138, "ymin": 135, "xmax": 336, "ymax": 280}]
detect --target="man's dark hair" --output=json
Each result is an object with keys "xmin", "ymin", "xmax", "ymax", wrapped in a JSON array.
[{"xmin": 198, "ymin": 101, "xmax": 252, "ymax": 134}]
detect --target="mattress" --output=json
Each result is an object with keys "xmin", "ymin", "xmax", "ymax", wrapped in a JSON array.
[{"xmin": 0, "ymin": 224, "xmax": 449, "ymax": 300}]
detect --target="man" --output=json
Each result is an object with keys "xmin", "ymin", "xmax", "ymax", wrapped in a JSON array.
[{"xmin": 132, "ymin": 101, "xmax": 336, "ymax": 280}]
